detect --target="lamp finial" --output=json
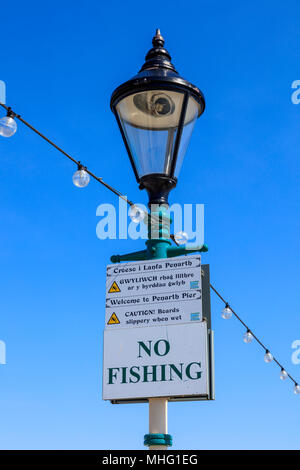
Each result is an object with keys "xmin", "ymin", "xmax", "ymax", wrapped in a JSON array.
[{"xmin": 153, "ymin": 29, "xmax": 164, "ymax": 47}]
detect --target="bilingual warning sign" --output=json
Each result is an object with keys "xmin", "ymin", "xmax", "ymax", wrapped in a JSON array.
[{"xmin": 105, "ymin": 255, "xmax": 202, "ymax": 329}]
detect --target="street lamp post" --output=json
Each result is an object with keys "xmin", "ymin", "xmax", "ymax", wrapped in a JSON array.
[{"xmin": 110, "ymin": 30, "xmax": 206, "ymax": 449}]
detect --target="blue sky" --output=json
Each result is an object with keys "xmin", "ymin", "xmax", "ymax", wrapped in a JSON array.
[{"xmin": 1, "ymin": 0, "xmax": 300, "ymax": 450}]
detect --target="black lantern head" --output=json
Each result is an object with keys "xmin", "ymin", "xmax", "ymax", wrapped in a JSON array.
[{"xmin": 111, "ymin": 29, "xmax": 205, "ymax": 205}]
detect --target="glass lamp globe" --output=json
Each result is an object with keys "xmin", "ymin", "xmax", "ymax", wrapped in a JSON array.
[
  {"xmin": 72, "ymin": 169, "xmax": 90, "ymax": 188},
  {"xmin": 174, "ymin": 231, "xmax": 189, "ymax": 245},
  {"xmin": 221, "ymin": 306, "xmax": 232, "ymax": 320},
  {"xmin": 0, "ymin": 116, "xmax": 17, "ymax": 137},
  {"xmin": 115, "ymin": 90, "xmax": 200, "ymax": 181},
  {"xmin": 264, "ymin": 351, "xmax": 273, "ymax": 363}
]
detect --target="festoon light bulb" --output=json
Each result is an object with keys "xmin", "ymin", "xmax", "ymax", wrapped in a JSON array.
[
  {"xmin": 0, "ymin": 114, "xmax": 17, "ymax": 137},
  {"xmin": 243, "ymin": 330, "xmax": 253, "ymax": 343},
  {"xmin": 221, "ymin": 304, "xmax": 232, "ymax": 320},
  {"xmin": 129, "ymin": 205, "xmax": 146, "ymax": 223},
  {"xmin": 73, "ymin": 164, "xmax": 90, "ymax": 188},
  {"xmin": 280, "ymin": 369, "xmax": 288, "ymax": 381},
  {"xmin": 174, "ymin": 231, "xmax": 189, "ymax": 245},
  {"xmin": 264, "ymin": 350, "xmax": 273, "ymax": 363},
  {"xmin": 294, "ymin": 384, "xmax": 300, "ymax": 395}
]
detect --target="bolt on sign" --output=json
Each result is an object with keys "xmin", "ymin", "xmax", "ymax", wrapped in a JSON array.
[
  {"xmin": 105, "ymin": 255, "xmax": 203, "ymax": 329},
  {"xmin": 103, "ymin": 261, "xmax": 214, "ymax": 403}
]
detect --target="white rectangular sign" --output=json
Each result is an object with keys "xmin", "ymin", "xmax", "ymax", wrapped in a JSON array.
[
  {"xmin": 105, "ymin": 255, "xmax": 202, "ymax": 328},
  {"xmin": 102, "ymin": 322, "xmax": 209, "ymax": 401}
]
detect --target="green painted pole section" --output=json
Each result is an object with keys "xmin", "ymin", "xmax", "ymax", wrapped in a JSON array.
[{"xmin": 110, "ymin": 204, "xmax": 208, "ymax": 264}]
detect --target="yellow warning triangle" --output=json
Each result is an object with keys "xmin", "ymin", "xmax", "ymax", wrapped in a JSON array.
[
  {"xmin": 107, "ymin": 313, "xmax": 120, "ymax": 325},
  {"xmin": 108, "ymin": 281, "xmax": 121, "ymax": 293}
]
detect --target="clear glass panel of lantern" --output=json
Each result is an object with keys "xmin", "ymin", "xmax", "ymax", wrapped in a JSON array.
[
  {"xmin": 116, "ymin": 90, "xmax": 184, "ymax": 177},
  {"xmin": 174, "ymin": 96, "xmax": 199, "ymax": 178}
]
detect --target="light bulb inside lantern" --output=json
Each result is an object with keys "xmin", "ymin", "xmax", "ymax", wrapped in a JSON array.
[
  {"xmin": 174, "ymin": 231, "xmax": 189, "ymax": 245},
  {"xmin": 0, "ymin": 116, "xmax": 17, "ymax": 137},
  {"xmin": 221, "ymin": 306, "xmax": 232, "ymax": 319},
  {"xmin": 129, "ymin": 205, "xmax": 146, "ymax": 223},
  {"xmin": 243, "ymin": 330, "xmax": 253, "ymax": 343},
  {"xmin": 264, "ymin": 351, "xmax": 273, "ymax": 363},
  {"xmin": 72, "ymin": 169, "xmax": 90, "ymax": 188},
  {"xmin": 280, "ymin": 369, "xmax": 288, "ymax": 381}
]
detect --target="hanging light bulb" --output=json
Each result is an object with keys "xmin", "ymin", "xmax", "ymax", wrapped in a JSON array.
[
  {"xmin": 129, "ymin": 205, "xmax": 146, "ymax": 223},
  {"xmin": 73, "ymin": 164, "xmax": 90, "ymax": 188},
  {"xmin": 243, "ymin": 330, "xmax": 253, "ymax": 343},
  {"xmin": 294, "ymin": 384, "xmax": 300, "ymax": 395},
  {"xmin": 280, "ymin": 369, "xmax": 288, "ymax": 381},
  {"xmin": 174, "ymin": 231, "xmax": 189, "ymax": 245},
  {"xmin": 0, "ymin": 114, "xmax": 17, "ymax": 137},
  {"xmin": 221, "ymin": 304, "xmax": 232, "ymax": 319},
  {"xmin": 264, "ymin": 350, "xmax": 273, "ymax": 363}
]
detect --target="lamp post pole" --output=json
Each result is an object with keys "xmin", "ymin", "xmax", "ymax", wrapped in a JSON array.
[
  {"xmin": 145, "ymin": 204, "xmax": 172, "ymax": 450},
  {"xmin": 148, "ymin": 398, "xmax": 168, "ymax": 450}
]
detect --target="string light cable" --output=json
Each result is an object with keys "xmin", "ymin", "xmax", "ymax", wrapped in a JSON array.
[
  {"xmin": 1, "ymin": 102, "xmax": 299, "ymax": 394},
  {"xmin": 209, "ymin": 282, "xmax": 300, "ymax": 394},
  {"xmin": 0, "ymin": 103, "xmax": 173, "ymax": 230}
]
